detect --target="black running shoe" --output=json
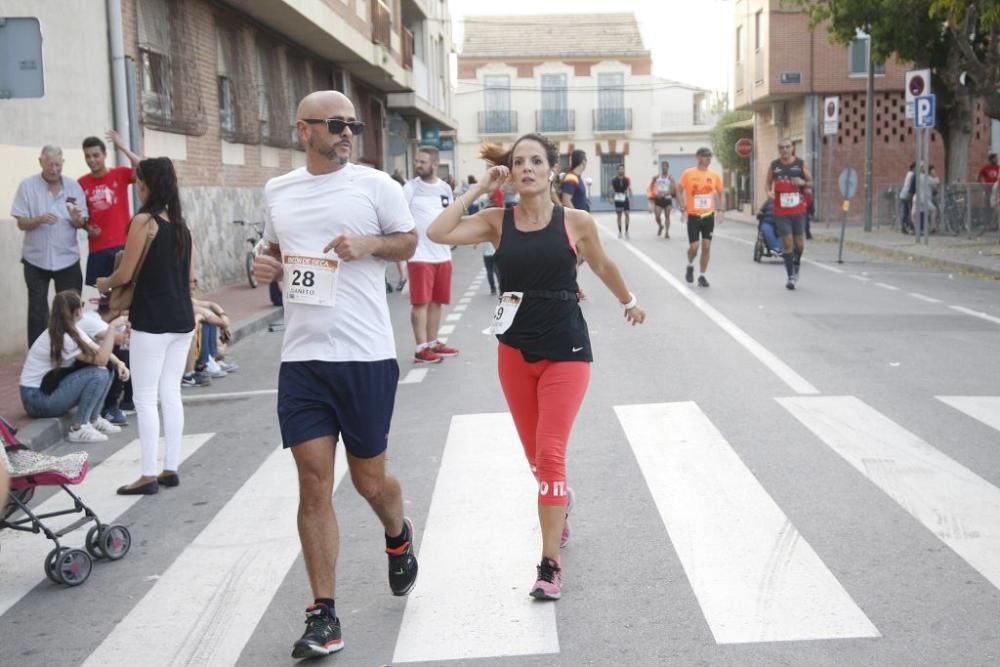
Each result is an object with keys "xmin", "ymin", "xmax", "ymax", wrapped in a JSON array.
[
  {"xmin": 386, "ymin": 517, "xmax": 418, "ymax": 596},
  {"xmin": 291, "ymin": 604, "xmax": 343, "ymax": 659},
  {"xmin": 697, "ymin": 275, "xmax": 710, "ymax": 287},
  {"xmin": 786, "ymin": 279, "xmax": 796, "ymax": 290},
  {"xmin": 685, "ymin": 265, "xmax": 694, "ymax": 283}
]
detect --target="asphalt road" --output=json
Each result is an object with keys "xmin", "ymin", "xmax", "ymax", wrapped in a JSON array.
[{"xmin": 2, "ymin": 210, "xmax": 998, "ymax": 667}]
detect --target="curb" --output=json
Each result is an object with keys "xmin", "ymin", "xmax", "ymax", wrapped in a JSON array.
[
  {"xmin": 808, "ymin": 232, "xmax": 1000, "ymax": 280},
  {"xmin": 15, "ymin": 306, "xmax": 283, "ymax": 452}
]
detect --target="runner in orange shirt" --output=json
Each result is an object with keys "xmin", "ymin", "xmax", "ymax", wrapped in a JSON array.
[{"xmin": 676, "ymin": 147, "xmax": 724, "ymax": 287}]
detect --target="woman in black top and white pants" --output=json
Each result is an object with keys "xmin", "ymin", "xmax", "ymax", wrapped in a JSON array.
[
  {"xmin": 428, "ymin": 133, "xmax": 645, "ymax": 600},
  {"xmin": 98, "ymin": 158, "xmax": 195, "ymax": 496}
]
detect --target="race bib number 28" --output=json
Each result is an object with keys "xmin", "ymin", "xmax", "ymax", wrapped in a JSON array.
[{"xmin": 283, "ymin": 254, "xmax": 339, "ymax": 306}]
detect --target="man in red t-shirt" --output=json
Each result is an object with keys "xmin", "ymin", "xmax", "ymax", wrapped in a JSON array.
[
  {"xmin": 79, "ymin": 130, "xmax": 142, "ymax": 286},
  {"xmin": 977, "ymin": 153, "xmax": 999, "ymax": 185}
]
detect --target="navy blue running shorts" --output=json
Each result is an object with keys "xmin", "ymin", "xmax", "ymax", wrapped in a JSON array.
[
  {"xmin": 775, "ymin": 214, "xmax": 805, "ymax": 237},
  {"xmin": 277, "ymin": 359, "xmax": 399, "ymax": 458}
]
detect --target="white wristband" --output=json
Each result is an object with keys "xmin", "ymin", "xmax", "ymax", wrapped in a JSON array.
[{"xmin": 622, "ymin": 292, "xmax": 637, "ymax": 310}]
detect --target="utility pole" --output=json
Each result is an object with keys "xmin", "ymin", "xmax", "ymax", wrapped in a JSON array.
[{"xmin": 863, "ymin": 31, "xmax": 875, "ymax": 232}]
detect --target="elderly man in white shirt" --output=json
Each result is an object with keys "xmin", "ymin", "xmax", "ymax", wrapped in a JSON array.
[{"xmin": 11, "ymin": 145, "xmax": 89, "ymax": 346}]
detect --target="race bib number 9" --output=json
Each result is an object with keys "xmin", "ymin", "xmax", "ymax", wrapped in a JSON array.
[
  {"xmin": 488, "ymin": 291, "xmax": 524, "ymax": 335},
  {"xmin": 694, "ymin": 194, "xmax": 713, "ymax": 210},
  {"xmin": 780, "ymin": 192, "xmax": 801, "ymax": 208},
  {"xmin": 283, "ymin": 254, "xmax": 339, "ymax": 306}
]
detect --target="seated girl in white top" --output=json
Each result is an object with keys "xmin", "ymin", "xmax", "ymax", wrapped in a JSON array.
[{"xmin": 19, "ymin": 290, "xmax": 129, "ymax": 443}]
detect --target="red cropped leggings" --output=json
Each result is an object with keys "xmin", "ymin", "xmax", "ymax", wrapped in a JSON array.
[{"xmin": 497, "ymin": 342, "xmax": 591, "ymax": 506}]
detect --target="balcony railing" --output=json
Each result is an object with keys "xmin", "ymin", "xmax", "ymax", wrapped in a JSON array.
[
  {"xmin": 535, "ymin": 109, "xmax": 575, "ymax": 133},
  {"xmin": 478, "ymin": 110, "xmax": 517, "ymax": 135},
  {"xmin": 659, "ymin": 111, "xmax": 713, "ymax": 127},
  {"xmin": 593, "ymin": 108, "xmax": 632, "ymax": 132},
  {"xmin": 372, "ymin": 0, "xmax": 391, "ymax": 47},
  {"xmin": 754, "ymin": 48, "xmax": 764, "ymax": 84},
  {"xmin": 735, "ymin": 61, "xmax": 744, "ymax": 93},
  {"xmin": 402, "ymin": 28, "xmax": 414, "ymax": 70}
]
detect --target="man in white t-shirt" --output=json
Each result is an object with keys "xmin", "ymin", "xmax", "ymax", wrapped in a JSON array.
[
  {"xmin": 403, "ymin": 146, "xmax": 459, "ymax": 364},
  {"xmin": 253, "ymin": 90, "xmax": 418, "ymax": 660}
]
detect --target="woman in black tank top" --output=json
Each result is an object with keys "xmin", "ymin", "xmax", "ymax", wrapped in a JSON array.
[
  {"xmin": 97, "ymin": 158, "xmax": 196, "ymax": 496},
  {"xmin": 427, "ymin": 133, "xmax": 645, "ymax": 600}
]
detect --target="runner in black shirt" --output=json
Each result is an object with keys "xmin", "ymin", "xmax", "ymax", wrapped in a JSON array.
[
  {"xmin": 611, "ymin": 163, "xmax": 632, "ymax": 238},
  {"xmin": 426, "ymin": 133, "xmax": 645, "ymax": 601}
]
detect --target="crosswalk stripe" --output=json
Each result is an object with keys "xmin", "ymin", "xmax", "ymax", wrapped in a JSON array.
[
  {"xmin": 778, "ymin": 396, "xmax": 1000, "ymax": 590},
  {"xmin": 936, "ymin": 396, "xmax": 1000, "ymax": 434},
  {"xmin": 438, "ymin": 324, "xmax": 456, "ymax": 335},
  {"xmin": 399, "ymin": 368, "xmax": 429, "ymax": 384},
  {"xmin": 0, "ymin": 433, "xmax": 215, "ymax": 617},
  {"xmin": 392, "ymin": 413, "xmax": 559, "ymax": 663},
  {"xmin": 445, "ymin": 313, "xmax": 462, "ymax": 322},
  {"xmin": 84, "ymin": 445, "xmax": 348, "ymax": 666},
  {"xmin": 615, "ymin": 402, "xmax": 879, "ymax": 644}
]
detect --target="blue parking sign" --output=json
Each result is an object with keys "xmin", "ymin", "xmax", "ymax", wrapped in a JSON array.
[{"xmin": 915, "ymin": 95, "xmax": 936, "ymax": 128}]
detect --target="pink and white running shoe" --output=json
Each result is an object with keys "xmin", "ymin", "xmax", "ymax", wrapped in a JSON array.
[{"xmin": 530, "ymin": 558, "xmax": 562, "ymax": 600}]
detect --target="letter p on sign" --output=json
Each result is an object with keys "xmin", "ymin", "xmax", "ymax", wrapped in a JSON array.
[{"xmin": 915, "ymin": 95, "xmax": 935, "ymax": 129}]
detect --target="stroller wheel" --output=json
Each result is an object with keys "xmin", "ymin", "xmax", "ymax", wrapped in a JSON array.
[
  {"xmin": 45, "ymin": 547, "xmax": 69, "ymax": 583},
  {"xmin": 54, "ymin": 549, "xmax": 92, "ymax": 586},
  {"xmin": 753, "ymin": 237, "xmax": 763, "ymax": 263},
  {"xmin": 86, "ymin": 525, "xmax": 106, "ymax": 560},
  {"xmin": 100, "ymin": 524, "xmax": 132, "ymax": 561}
]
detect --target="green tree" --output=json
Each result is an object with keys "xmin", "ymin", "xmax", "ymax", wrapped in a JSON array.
[
  {"xmin": 710, "ymin": 110, "xmax": 753, "ymax": 172},
  {"xmin": 790, "ymin": 0, "xmax": 1000, "ymax": 182}
]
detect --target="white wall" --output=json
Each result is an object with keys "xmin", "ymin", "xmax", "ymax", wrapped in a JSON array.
[
  {"xmin": 0, "ymin": 2, "xmax": 115, "ymax": 356},
  {"xmin": 454, "ymin": 59, "xmax": 715, "ymax": 199}
]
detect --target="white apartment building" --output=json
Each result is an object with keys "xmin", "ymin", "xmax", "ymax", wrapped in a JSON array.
[{"xmin": 454, "ymin": 13, "xmax": 719, "ymax": 208}]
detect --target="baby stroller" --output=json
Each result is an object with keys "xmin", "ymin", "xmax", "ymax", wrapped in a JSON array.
[
  {"xmin": 753, "ymin": 199, "xmax": 785, "ymax": 262},
  {"xmin": 1, "ymin": 416, "xmax": 131, "ymax": 586}
]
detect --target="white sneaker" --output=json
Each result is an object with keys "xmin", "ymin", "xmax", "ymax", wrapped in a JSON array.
[
  {"xmin": 92, "ymin": 417, "xmax": 122, "ymax": 435},
  {"xmin": 67, "ymin": 424, "xmax": 108, "ymax": 443}
]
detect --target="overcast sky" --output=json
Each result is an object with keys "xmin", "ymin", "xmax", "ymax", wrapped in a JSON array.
[{"xmin": 448, "ymin": 0, "xmax": 735, "ymax": 93}]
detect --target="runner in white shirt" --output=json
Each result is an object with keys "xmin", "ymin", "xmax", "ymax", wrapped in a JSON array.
[
  {"xmin": 648, "ymin": 162, "xmax": 676, "ymax": 238},
  {"xmin": 253, "ymin": 90, "xmax": 419, "ymax": 661},
  {"xmin": 403, "ymin": 146, "xmax": 459, "ymax": 364}
]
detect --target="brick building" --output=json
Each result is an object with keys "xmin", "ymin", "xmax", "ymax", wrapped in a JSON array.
[
  {"xmin": 734, "ymin": 0, "xmax": 994, "ymax": 218},
  {"xmin": 455, "ymin": 14, "xmax": 720, "ymax": 208},
  {"xmin": 121, "ymin": 0, "xmax": 455, "ymax": 288}
]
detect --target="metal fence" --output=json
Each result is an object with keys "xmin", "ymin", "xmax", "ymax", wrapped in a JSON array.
[{"xmin": 875, "ymin": 182, "xmax": 998, "ymax": 241}]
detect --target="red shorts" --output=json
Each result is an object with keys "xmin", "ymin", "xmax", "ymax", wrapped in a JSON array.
[{"xmin": 408, "ymin": 261, "xmax": 453, "ymax": 305}]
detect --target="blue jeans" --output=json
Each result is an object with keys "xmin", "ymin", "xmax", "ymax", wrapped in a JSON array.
[
  {"xmin": 198, "ymin": 323, "xmax": 218, "ymax": 366},
  {"xmin": 760, "ymin": 222, "xmax": 784, "ymax": 253},
  {"xmin": 20, "ymin": 366, "xmax": 113, "ymax": 425}
]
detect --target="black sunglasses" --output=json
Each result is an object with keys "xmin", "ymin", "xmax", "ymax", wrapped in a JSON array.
[{"xmin": 302, "ymin": 118, "xmax": 365, "ymax": 136}]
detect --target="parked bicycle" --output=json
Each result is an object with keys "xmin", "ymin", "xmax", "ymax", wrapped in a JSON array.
[{"xmin": 233, "ymin": 220, "xmax": 282, "ymax": 306}]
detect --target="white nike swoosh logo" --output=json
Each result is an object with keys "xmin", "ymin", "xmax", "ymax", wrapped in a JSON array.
[{"xmin": 572, "ymin": 346, "xmax": 584, "ymax": 352}]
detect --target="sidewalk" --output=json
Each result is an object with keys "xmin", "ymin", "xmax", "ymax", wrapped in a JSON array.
[
  {"xmin": 1, "ymin": 282, "xmax": 281, "ymax": 449},
  {"xmin": 725, "ymin": 210, "xmax": 1000, "ymax": 279}
]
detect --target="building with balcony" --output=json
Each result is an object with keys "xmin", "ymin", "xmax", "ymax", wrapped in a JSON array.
[
  {"xmin": 734, "ymin": 0, "xmax": 994, "ymax": 214},
  {"xmin": 0, "ymin": 0, "xmax": 454, "ymax": 355},
  {"xmin": 454, "ymin": 13, "xmax": 720, "ymax": 208}
]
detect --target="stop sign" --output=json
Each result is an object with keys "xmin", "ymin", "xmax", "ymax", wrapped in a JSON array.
[{"xmin": 735, "ymin": 138, "xmax": 753, "ymax": 158}]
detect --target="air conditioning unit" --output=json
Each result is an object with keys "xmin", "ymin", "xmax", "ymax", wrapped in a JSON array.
[{"xmin": 768, "ymin": 102, "xmax": 787, "ymax": 127}]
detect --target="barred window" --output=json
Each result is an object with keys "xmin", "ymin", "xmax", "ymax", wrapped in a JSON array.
[
  {"xmin": 215, "ymin": 21, "xmax": 257, "ymax": 144},
  {"xmin": 137, "ymin": 0, "xmax": 205, "ymax": 135},
  {"xmin": 255, "ymin": 38, "xmax": 289, "ymax": 147}
]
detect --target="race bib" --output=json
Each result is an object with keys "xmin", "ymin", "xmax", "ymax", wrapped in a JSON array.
[
  {"xmin": 694, "ymin": 194, "xmax": 713, "ymax": 210},
  {"xmin": 655, "ymin": 179, "xmax": 671, "ymax": 195},
  {"xmin": 488, "ymin": 291, "xmax": 524, "ymax": 335},
  {"xmin": 613, "ymin": 192, "xmax": 627, "ymax": 203},
  {"xmin": 283, "ymin": 253, "xmax": 339, "ymax": 306},
  {"xmin": 780, "ymin": 192, "xmax": 801, "ymax": 208}
]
